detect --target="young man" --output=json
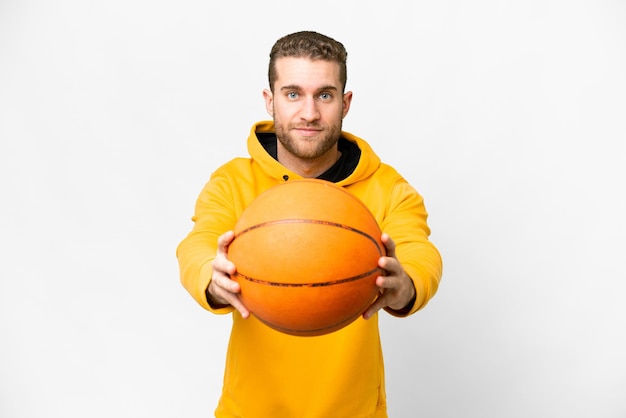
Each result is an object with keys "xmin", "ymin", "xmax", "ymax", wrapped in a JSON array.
[{"xmin": 177, "ymin": 31, "xmax": 442, "ymax": 418}]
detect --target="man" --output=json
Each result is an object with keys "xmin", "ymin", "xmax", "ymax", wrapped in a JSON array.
[{"xmin": 177, "ymin": 31, "xmax": 442, "ymax": 418}]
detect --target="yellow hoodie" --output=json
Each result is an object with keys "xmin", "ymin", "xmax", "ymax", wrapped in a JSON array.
[{"xmin": 177, "ymin": 121, "xmax": 442, "ymax": 418}]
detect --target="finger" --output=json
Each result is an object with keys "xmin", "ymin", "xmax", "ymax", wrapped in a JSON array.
[
  {"xmin": 209, "ymin": 277, "xmax": 250, "ymax": 319},
  {"xmin": 363, "ymin": 293, "xmax": 387, "ymax": 320},
  {"xmin": 217, "ymin": 230, "xmax": 236, "ymax": 253},
  {"xmin": 215, "ymin": 277, "xmax": 250, "ymax": 319},
  {"xmin": 212, "ymin": 272, "xmax": 241, "ymax": 294},
  {"xmin": 373, "ymin": 275, "xmax": 402, "ymax": 301},
  {"xmin": 381, "ymin": 232, "xmax": 396, "ymax": 258},
  {"xmin": 213, "ymin": 232, "xmax": 237, "ymax": 276},
  {"xmin": 375, "ymin": 274, "xmax": 391, "ymax": 289},
  {"xmin": 229, "ymin": 295, "xmax": 250, "ymax": 319},
  {"xmin": 378, "ymin": 256, "xmax": 402, "ymax": 279},
  {"xmin": 212, "ymin": 257, "xmax": 237, "ymax": 279},
  {"xmin": 362, "ymin": 275, "xmax": 388, "ymax": 319}
]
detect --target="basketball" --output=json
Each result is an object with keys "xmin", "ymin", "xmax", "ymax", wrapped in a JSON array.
[{"xmin": 228, "ymin": 179, "xmax": 384, "ymax": 337}]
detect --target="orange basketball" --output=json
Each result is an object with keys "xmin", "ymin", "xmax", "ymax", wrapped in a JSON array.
[{"xmin": 228, "ymin": 179, "xmax": 384, "ymax": 337}]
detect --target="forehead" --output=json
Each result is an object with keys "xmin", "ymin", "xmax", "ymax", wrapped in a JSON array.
[{"xmin": 273, "ymin": 57, "xmax": 342, "ymax": 89}]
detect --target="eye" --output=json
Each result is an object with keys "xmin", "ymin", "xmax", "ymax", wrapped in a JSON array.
[
  {"xmin": 319, "ymin": 92, "xmax": 332, "ymax": 100},
  {"xmin": 287, "ymin": 91, "xmax": 299, "ymax": 99}
]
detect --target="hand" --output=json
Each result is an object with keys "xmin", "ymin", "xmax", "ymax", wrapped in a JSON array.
[
  {"xmin": 363, "ymin": 233, "xmax": 416, "ymax": 320},
  {"xmin": 207, "ymin": 231, "xmax": 250, "ymax": 319}
]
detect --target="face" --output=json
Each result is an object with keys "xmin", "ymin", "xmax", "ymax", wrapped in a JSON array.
[{"xmin": 263, "ymin": 57, "xmax": 352, "ymax": 161}]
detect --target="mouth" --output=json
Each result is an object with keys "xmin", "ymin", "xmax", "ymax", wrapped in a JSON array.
[{"xmin": 293, "ymin": 126, "xmax": 323, "ymax": 137}]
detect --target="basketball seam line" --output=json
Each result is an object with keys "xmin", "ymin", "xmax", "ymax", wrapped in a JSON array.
[
  {"xmin": 253, "ymin": 295, "xmax": 377, "ymax": 335},
  {"xmin": 235, "ymin": 218, "xmax": 383, "ymax": 256},
  {"xmin": 233, "ymin": 267, "xmax": 383, "ymax": 287}
]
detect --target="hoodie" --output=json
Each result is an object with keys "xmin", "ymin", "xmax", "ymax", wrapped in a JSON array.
[{"xmin": 177, "ymin": 120, "xmax": 442, "ymax": 418}]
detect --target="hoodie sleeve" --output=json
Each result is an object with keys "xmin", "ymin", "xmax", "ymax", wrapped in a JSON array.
[
  {"xmin": 380, "ymin": 179, "xmax": 443, "ymax": 316},
  {"xmin": 176, "ymin": 172, "xmax": 238, "ymax": 314}
]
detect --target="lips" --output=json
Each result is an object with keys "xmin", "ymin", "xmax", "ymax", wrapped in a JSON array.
[{"xmin": 293, "ymin": 126, "xmax": 323, "ymax": 136}]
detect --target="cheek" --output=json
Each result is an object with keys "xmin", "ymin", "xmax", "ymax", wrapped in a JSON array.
[
  {"xmin": 325, "ymin": 106, "xmax": 346, "ymax": 122},
  {"xmin": 272, "ymin": 102, "xmax": 295, "ymax": 120}
]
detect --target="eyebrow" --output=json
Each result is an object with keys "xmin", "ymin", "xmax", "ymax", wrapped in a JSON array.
[{"xmin": 280, "ymin": 84, "xmax": 339, "ymax": 92}]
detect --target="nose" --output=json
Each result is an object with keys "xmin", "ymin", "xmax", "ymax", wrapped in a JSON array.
[{"xmin": 299, "ymin": 96, "xmax": 320, "ymax": 122}]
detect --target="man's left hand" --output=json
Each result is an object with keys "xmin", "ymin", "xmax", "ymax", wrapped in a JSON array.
[{"xmin": 363, "ymin": 233, "xmax": 416, "ymax": 319}]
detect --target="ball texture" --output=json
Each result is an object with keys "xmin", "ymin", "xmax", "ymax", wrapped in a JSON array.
[{"xmin": 228, "ymin": 179, "xmax": 384, "ymax": 337}]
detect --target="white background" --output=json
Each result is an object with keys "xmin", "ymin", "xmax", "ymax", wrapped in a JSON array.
[{"xmin": 1, "ymin": 1, "xmax": 625, "ymax": 417}]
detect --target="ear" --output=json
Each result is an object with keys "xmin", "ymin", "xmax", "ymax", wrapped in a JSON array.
[
  {"xmin": 263, "ymin": 89, "xmax": 274, "ymax": 117},
  {"xmin": 341, "ymin": 91, "xmax": 353, "ymax": 119}
]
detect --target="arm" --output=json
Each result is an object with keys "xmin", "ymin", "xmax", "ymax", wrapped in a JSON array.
[
  {"xmin": 176, "ymin": 174, "xmax": 240, "ymax": 314},
  {"xmin": 364, "ymin": 180, "xmax": 443, "ymax": 318}
]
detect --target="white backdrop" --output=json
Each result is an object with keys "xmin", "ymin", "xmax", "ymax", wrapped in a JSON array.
[{"xmin": 1, "ymin": 1, "xmax": 625, "ymax": 417}]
